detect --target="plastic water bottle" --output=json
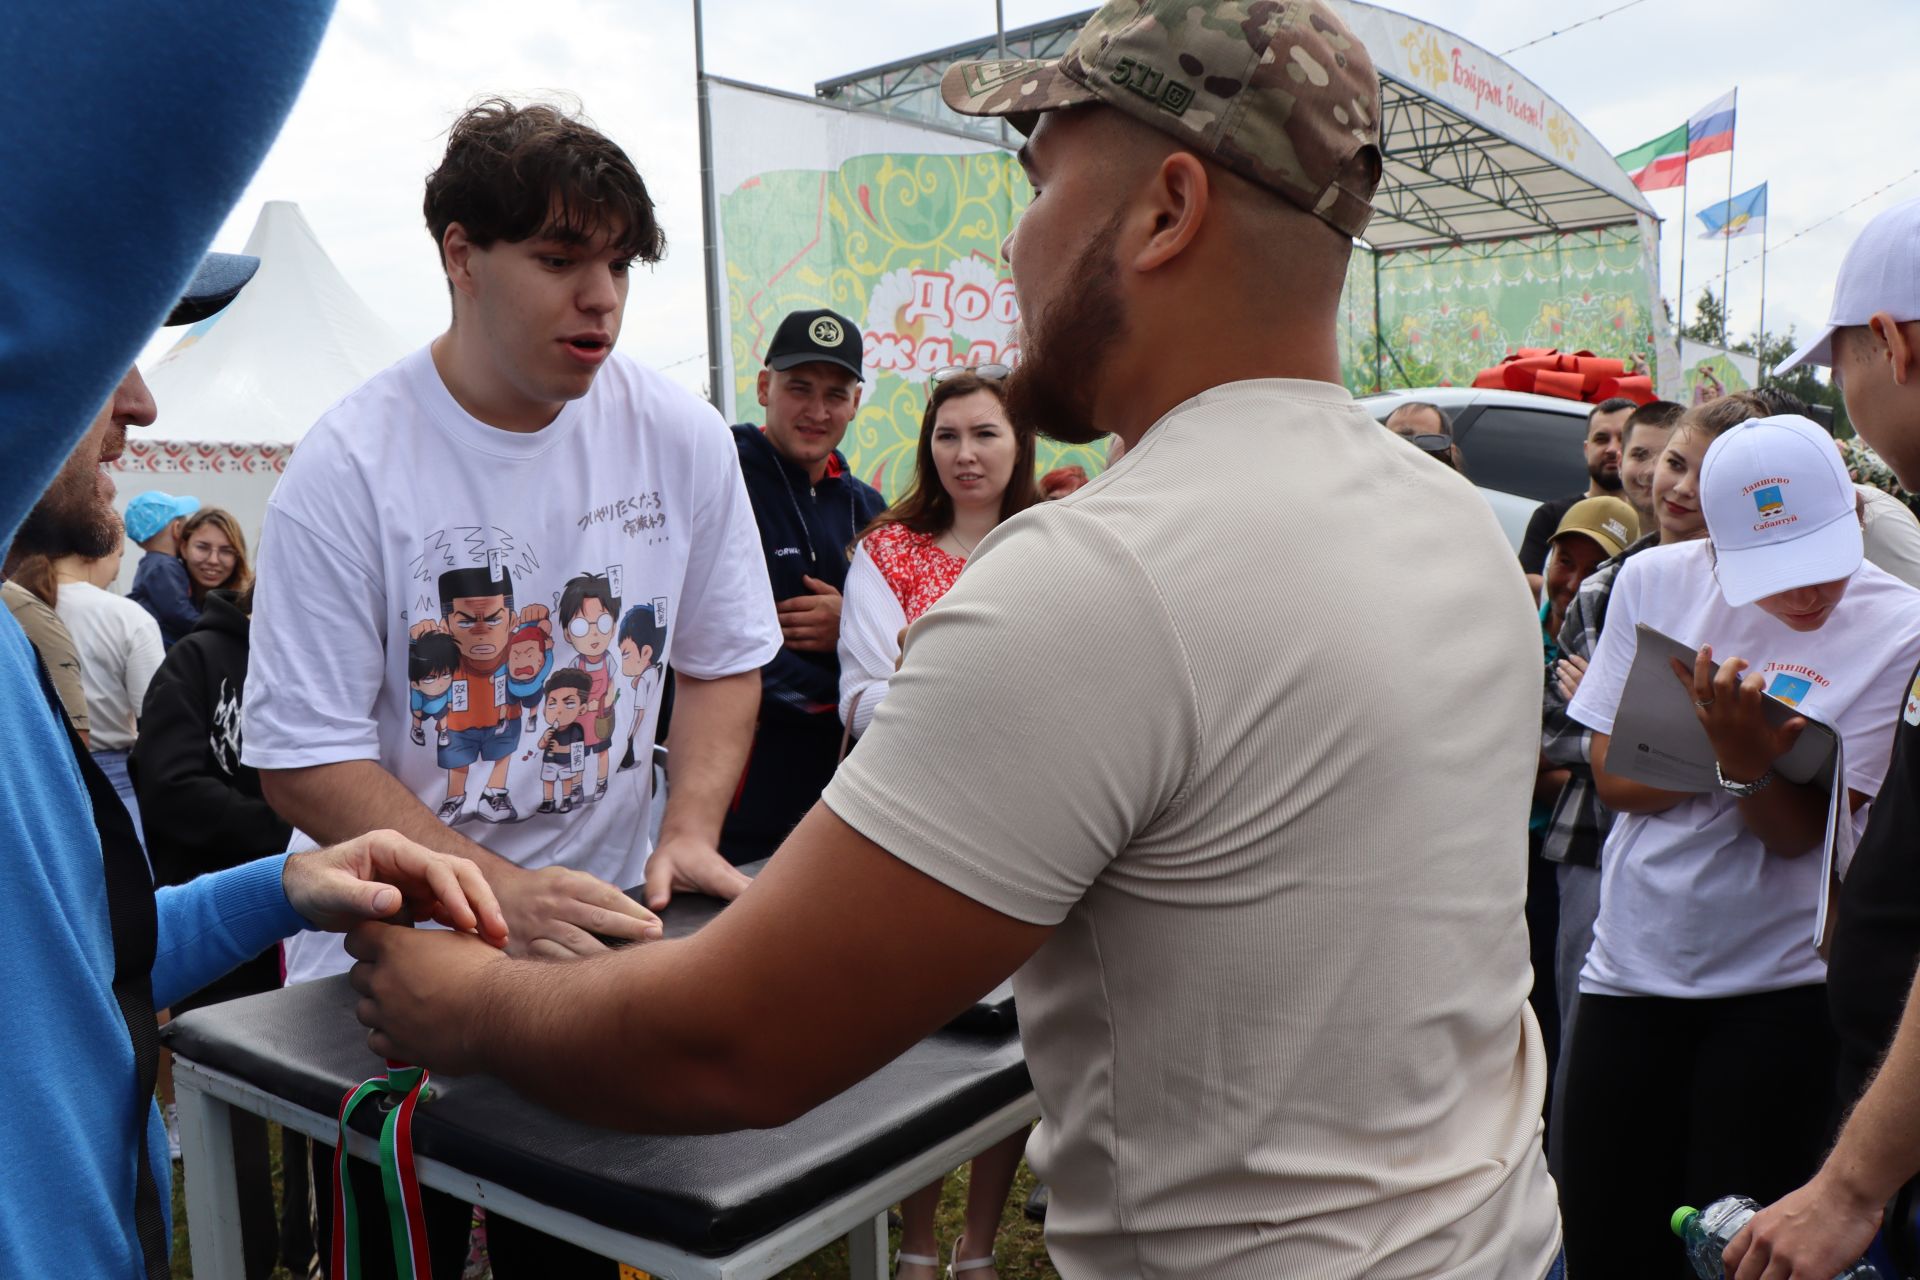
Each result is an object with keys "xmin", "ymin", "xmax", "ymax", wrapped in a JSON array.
[{"xmin": 1672, "ymin": 1196, "xmax": 1883, "ymax": 1279}]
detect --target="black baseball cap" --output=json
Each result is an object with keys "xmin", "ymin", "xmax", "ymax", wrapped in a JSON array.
[
  {"xmin": 166, "ymin": 252, "xmax": 261, "ymax": 326},
  {"xmin": 765, "ymin": 308, "xmax": 864, "ymax": 382}
]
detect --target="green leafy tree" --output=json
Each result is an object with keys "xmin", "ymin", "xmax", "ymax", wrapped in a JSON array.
[
  {"xmin": 1679, "ymin": 289, "xmax": 1728, "ymax": 346},
  {"xmin": 1731, "ymin": 327, "xmax": 1853, "ymax": 437}
]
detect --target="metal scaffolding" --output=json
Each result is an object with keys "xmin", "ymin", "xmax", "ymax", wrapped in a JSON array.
[
  {"xmin": 814, "ymin": 5, "xmax": 1649, "ymax": 253},
  {"xmin": 816, "ymin": 10, "xmax": 1092, "ymax": 142}
]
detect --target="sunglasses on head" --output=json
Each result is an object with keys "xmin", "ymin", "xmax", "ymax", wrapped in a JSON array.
[
  {"xmin": 929, "ymin": 363, "xmax": 1011, "ymax": 386},
  {"xmin": 1410, "ymin": 433, "xmax": 1460, "ymax": 472}
]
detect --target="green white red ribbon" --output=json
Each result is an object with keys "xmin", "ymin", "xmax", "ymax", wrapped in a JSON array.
[{"xmin": 331, "ymin": 1060, "xmax": 434, "ymax": 1280}]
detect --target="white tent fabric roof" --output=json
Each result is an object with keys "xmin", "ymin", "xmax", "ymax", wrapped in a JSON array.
[
  {"xmin": 141, "ymin": 200, "xmax": 408, "ymax": 446},
  {"xmin": 1344, "ymin": 2, "xmax": 1654, "ymax": 250}
]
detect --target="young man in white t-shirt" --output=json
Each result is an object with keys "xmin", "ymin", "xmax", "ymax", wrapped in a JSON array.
[
  {"xmin": 243, "ymin": 100, "xmax": 781, "ymax": 1274},
  {"xmin": 347, "ymin": 10, "xmax": 1566, "ymax": 1279}
]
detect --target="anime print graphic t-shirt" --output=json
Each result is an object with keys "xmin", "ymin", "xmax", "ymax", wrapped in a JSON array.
[{"xmin": 244, "ymin": 346, "xmax": 781, "ymax": 983}]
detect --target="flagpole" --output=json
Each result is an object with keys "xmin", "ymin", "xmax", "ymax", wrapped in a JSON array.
[
  {"xmin": 1758, "ymin": 214, "xmax": 1770, "ymax": 383},
  {"xmin": 996, "ymin": 0, "xmax": 1009, "ymax": 147},
  {"xmin": 1720, "ymin": 88, "xmax": 1737, "ymax": 346},
  {"xmin": 1677, "ymin": 162, "xmax": 1690, "ymax": 339},
  {"xmin": 695, "ymin": 0, "xmax": 726, "ymax": 412}
]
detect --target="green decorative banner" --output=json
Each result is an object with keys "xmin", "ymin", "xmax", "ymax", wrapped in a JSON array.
[
  {"xmin": 722, "ymin": 144, "xmax": 1663, "ymax": 492},
  {"xmin": 721, "ymin": 151, "xmax": 1108, "ymax": 499},
  {"xmin": 1346, "ymin": 226, "xmax": 1662, "ymax": 392}
]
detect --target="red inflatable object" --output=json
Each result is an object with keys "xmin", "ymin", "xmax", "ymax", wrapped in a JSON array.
[{"xmin": 1471, "ymin": 349, "xmax": 1654, "ymax": 406}]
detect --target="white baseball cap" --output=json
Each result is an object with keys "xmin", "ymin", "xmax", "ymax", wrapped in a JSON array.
[
  {"xmin": 1700, "ymin": 414, "xmax": 1863, "ymax": 606},
  {"xmin": 1779, "ymin": 195, "xmax": 1920, "ymax": 371}
]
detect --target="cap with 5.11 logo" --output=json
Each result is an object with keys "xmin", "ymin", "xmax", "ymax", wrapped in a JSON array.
[
  {"xmin": 940, "ymin": 0, "xmax": 1382, "ymax": 240},
  {"xmin": 766, "ymin": 308, "xmax": 866, "ymax": 382}
]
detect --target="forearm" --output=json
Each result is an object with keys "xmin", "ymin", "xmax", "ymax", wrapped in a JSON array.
[
  {"xmin": 1732, "ymin": 775, "xmax": 1830, "ymax": 857},
  {"xmin": 660, "ymin": 670, "xmax": 760, "ymax": 843},
  {"xmin": 469, "ymin": 939, "xmax": 779, "ymax": 1132},
  {"xmin": 153, "ymin": 855, "xmax": 306, "ymax": 1008},
  {"xmin": 260, "ymin": 759, "xmax": 514, "ymax": 877},
  {"xmin": 1822, "ymin": 966, "xmax": 1920, "ymax": 1208},
  {"xmin": 1591, "ymin": 734, "xmax": 1692, "ymax": 814}
]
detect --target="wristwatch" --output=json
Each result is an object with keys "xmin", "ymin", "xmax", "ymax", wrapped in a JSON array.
[{"xmin": 1715, "ymin": 762, "xmax": 1775, "ymax": 798}]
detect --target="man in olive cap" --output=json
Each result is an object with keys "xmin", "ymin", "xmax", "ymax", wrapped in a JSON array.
[{"xmin": 349, "ymin": 5, "xmax": 1565, "ymax": 1276}]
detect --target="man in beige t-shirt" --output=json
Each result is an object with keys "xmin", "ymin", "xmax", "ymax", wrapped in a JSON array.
[{"xmin": 348, "ymin": 5, "xmax": 1563, "ymax": 1277}]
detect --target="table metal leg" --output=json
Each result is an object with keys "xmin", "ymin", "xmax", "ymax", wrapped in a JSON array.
[
  {"xmin": 845, "ymin": 1210, "xmax": 889, "ymax": 1280},
  {"xmin": 175, "ymin": 1079, "xmax": 247, "ymax": 1280}
]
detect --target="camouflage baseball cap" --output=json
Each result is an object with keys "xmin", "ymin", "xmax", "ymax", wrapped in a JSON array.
[{"xmin": 940, "ymin": 0, "xmax": 1382, "ymax": 239}]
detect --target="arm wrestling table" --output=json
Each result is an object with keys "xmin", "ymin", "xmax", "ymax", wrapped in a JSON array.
[{"xmin": 164, "ymin": 877, "xmax": 1036, "ymax": 1280}]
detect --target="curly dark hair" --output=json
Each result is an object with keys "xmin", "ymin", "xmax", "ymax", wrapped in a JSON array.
[{"xmin": 424, "ymin": 98, "xmax": 665, "ymax": 275}]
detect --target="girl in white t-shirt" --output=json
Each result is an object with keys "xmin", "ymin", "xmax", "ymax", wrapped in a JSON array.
[{"xmin": 1561, "ymin": 411, "xmax": 1920, "ymax": 1276}]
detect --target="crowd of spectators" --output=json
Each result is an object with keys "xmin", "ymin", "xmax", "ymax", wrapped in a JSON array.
[
  {"xmin": 1381, "ymin": 200, "xmax": 1920, "ymax": 1269},
  {"xmin": 21, "ymin": 5, "xmax": 1920, "ymax": 1279}
]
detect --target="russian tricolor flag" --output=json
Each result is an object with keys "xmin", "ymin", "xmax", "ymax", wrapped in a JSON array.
[{"xmin": 1688, "ymin": 90, "xmax": 1737, "ymax": 160}]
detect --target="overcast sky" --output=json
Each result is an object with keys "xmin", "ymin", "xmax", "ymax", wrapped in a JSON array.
[{"xmin": 145, "ymin": 0, "xmax": 1920, "ymax": 392}]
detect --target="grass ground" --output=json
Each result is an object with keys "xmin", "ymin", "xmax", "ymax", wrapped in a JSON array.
[{"xmin": 169, "ymin": 1125, "xmax": 1061, "ymax": 1279}]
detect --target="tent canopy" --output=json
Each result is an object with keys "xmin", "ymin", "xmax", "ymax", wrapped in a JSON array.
[
  {"xmin": 140, "ymin": 200, "xmax": 408, "ymax": 446},
  {"xmin": 816, "ymin": 1, "xmax": 1655, "ymax": 252}
]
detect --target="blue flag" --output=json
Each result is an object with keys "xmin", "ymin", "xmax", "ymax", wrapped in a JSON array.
[{"xmin": 1698, "ymin": 182, "xmax": 1768, "ymax": 240}]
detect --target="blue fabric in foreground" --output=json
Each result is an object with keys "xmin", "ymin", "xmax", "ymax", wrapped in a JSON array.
[{"xmin": 0, "ymin": 2, "xmax": 335, "ymax": 1274}]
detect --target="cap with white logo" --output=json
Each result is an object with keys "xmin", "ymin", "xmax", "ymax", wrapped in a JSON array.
[
  {"xmin": 1699, "ymin": 413, "xmax": 1863, "ymax": 606},
  {"xmin": 1779, "ymin": 195, "xmax": 1920, "ymax": 371},
  {"xmin": 1552, "ymin": 495, "xmax": 1640, "ymax": 560}
]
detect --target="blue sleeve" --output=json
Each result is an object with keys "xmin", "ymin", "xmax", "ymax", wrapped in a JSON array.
[
  {"xmin": 130, "ymin": 556, "xmax": 202, "ymax": 642},
  {"xmin": 0, "ymin": 1, "xmax": 335, "ymax": 552},
  {"xmin": 152, "ymin": 855, "xmax": 308, "ymax": 1011}
]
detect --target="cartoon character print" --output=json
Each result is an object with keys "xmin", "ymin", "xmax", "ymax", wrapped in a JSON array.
[
  {"xmin": 408, "ymin": 630, "xmax": 460, "ymax": 749},
  {"xmin": 616, "ymin": 598, "xmax": 670, "ymax": 772},
  {"xmin": 408, "ymin": 564, "xmax": 550, "ymax": 826},
  {"xmin": 557, "ymin": 571, "xmax": 621, "ymax": 803},
  {"xmin": 535, "ymin": 667, "xmax": 591, "ymax": 813},
  {"xmin": 504, "ymin": 619, "xmax": 555, "ymax": 725}
]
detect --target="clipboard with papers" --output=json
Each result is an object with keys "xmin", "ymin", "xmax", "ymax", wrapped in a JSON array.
[{"xmin": 1600, "ymin": 623, "xmax": 1852, "ymax": 949}]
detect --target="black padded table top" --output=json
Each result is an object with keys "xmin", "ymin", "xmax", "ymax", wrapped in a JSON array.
[{"xmin": 164, "ymin": 879, "xmax": 1030, "ymax": 1257}]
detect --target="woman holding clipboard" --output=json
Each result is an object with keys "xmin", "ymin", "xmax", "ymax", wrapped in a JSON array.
[{"xmin": 1559, "ymin": 409, "xmax": 1920, "ymax": 1277}]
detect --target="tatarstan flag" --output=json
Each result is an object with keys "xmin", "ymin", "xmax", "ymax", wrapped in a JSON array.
[{"xmin": 1616, "ymin": 125, "xmax": 1689, "ymax": 191}]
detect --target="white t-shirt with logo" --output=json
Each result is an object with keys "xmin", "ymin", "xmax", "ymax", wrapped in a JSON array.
[
  {"xmin": 244, "ymin": 346, "xmax": 781, "ymax": 983},
  {"xmin": 1569, "ymin": 539, "xmax": 1920, "ymax": 998}
]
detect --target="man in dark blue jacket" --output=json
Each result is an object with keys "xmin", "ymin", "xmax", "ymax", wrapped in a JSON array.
[
  {"xmin": 125, "ymin": 490, "xmax": 203, "ymax": 647},
  {"xmin": 723, "ymin": 309, "xmax": 886, "ymax": 864}
]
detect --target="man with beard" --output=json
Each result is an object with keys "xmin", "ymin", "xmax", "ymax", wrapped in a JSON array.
[
  {"xmin": 0, "ymin": 3, "xmax": 511, "ymax": 1269},
  {"xmin": 345, "ymin": 4, "xmax": 1565, "ymax": 1277},
  {"xmin": 1517, "ymin": 397, "xmax": 1633, "ymax": 596}
]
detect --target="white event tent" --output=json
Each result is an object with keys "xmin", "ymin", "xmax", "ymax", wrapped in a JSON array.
[{"xmin": 111, "ymin": 200, "xmax": 408, "ymax": 583}]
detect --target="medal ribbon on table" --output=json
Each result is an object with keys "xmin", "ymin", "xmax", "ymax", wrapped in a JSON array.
[{"xmin": 331, "ymin": 1059, "xmax": 434, "ymax": 1280}]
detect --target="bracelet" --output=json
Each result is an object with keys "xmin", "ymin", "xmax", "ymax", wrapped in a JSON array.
[{"xmin": 1715, "ymin": 761, "xmax": 1775, "ymax": 798}]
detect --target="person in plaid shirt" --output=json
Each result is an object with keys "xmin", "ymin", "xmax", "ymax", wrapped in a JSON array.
[{"xmin": 1538, "ymin": 394, "xmax": 1758, "ymax": 1177}]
